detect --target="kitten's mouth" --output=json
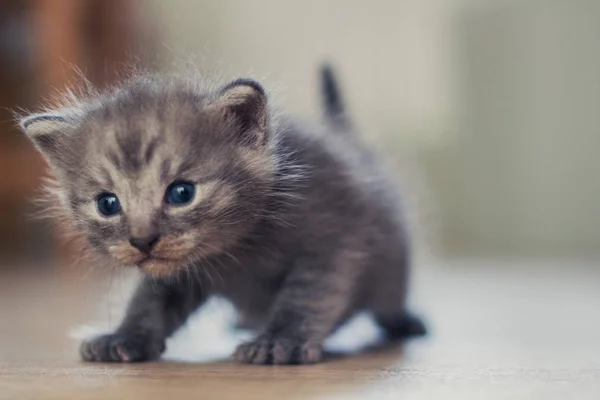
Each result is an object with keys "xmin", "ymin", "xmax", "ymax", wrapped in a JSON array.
[
  {"xmin": 137, "ymin": 255, "xmax": 182, "ymax": 266},
  {"xmin": 137, "ymin": 256, "xmax": 183, "ymax": 277},
  {"xmin": 138, "ymin": 256, "xmax": 175, "ymax": 264}
]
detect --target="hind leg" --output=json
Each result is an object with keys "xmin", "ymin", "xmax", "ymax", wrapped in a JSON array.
[
  {"xmin": 375, "ymin": 311, "xmax": 427, "ymax": 340},
  {"xmin": 370, "ymin": 283, "xmax": 428, "ymax": 340},
  {"xmin": 368, "ymin": 254, "xmax": 427, "ymax": 340}
]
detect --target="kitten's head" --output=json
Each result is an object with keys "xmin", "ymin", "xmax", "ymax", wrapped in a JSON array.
[{"xmin": 19, "ymin": 76, "xmax": 275, "ymax": 277}]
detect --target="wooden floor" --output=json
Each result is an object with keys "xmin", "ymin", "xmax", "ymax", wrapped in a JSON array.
[{"xmin": 1, "ymin": 258, "xmax": 599, "ymax": 399}]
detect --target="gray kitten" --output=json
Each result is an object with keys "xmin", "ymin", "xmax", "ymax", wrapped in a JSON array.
[{"xmin": 18, "ymin": 65, "xmax": 426, "ymax": 365}]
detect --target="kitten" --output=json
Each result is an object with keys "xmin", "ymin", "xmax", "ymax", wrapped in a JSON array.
[{"xmin": 18, "ymin": 65, "xmax": 426, "ymax": 365}]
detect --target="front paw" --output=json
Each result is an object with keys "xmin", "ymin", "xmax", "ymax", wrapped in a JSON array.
[
  {"xmin": 80, "ymin": 332, "xmax": 165, "ymax": 363},
  {"xmin": 234, "ymin": 335, "xmax": 322, "ymax": 365}
]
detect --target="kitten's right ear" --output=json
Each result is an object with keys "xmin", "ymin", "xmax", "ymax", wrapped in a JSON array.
[
  {"xmin": 18, "ymin": 112, "xmax": 77, "ymax": 166},
  {"xmin": 210, "ymin": 79, "xmax": 268, "ymax": 146}
]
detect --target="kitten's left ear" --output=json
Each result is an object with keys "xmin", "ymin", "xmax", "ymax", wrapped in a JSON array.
[
  {"xmin": 18, "ymin": 112, "xmax": 78, "ymax": 167},
  {"xmin": 212, "ymin": 79, "xmax": 268, "ymax": 145}
]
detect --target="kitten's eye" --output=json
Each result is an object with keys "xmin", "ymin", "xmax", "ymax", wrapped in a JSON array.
[
  {"xmin": 166, "ymin": 181, "xmax": 195, "ymax": 206},
  {"xmin": 97, "ymin": 193, "xmax": 121, "ymax": 216}
]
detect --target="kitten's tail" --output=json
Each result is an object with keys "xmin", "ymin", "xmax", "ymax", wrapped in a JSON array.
[{"xmin": 320, "ymin": 63, "xmax": 350, "ymax": 129}]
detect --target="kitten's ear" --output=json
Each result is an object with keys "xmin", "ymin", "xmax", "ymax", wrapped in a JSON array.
[
  {"xmin": 212, "ymin": 79, "xmax": 268, "ymax": 145},
  {"xmin": 18, "ymin": 112, "xmax": 77, "ymax": 166}
]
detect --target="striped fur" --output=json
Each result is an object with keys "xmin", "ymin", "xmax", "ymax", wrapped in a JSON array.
[{"xmin": 19, "ymin": 70, "xmax": 425, "ymax": 365}]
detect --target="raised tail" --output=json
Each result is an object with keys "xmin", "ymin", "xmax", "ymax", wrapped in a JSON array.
[{"xmin": 320, "ymin": 63, "xmax": 350, "ymax": 129}]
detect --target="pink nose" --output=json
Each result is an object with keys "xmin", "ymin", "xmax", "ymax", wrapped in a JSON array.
[{"xmin": 129, "ymin": 234, "xmax": 160, "ymax": 254}]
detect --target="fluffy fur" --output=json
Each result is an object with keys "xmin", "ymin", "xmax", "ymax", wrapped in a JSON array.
[{"xmin": 18, "ymin": 66, "xmax": 426, "ymax": 365}]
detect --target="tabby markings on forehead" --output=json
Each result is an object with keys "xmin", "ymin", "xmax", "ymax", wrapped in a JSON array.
[{"xmin": 144, "ymin": 137, "xmax": 159, "ymax": 164}]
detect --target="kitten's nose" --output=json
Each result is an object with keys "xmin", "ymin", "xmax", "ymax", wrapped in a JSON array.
[{"xmin": 129, "ymin": 234, "xmax": 160, "ymax": 254}]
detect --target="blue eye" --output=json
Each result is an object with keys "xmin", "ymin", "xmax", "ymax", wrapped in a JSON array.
[
  {"xmin": 97, "ymin": 193, "xmax": 121, "ymax": 216},
  {"xmin": 166, "ymin": 181, "xmax": 195, "ymax": 205}
]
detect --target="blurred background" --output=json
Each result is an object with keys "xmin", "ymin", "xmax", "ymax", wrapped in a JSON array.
[
  {"xmin": 3, "ymin": 4, "xmax": 600, "ymax": 397},
  {"xmin": 1, "ymin": 0, "xmax": 600, "ymax": 271}
]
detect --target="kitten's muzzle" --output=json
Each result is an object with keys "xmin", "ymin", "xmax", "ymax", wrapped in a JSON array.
[
  {"xmin": 108, "ymin": 233, "xmax": 196, "ymax": 274},
  {"xmin": 129, "ymin": 234, "xmax": 160, "ymax": 254}
]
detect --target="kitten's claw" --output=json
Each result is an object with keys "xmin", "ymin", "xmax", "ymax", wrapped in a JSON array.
[
  {"xmin": 80, "ymin": 333, "xmax": 165, "ymax": 363},
  {"xmin": 234, "ymin": 336, "xmax": 322, "ymax": 365}
]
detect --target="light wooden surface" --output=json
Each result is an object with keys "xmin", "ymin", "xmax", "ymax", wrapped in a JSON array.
[{"xmin": 1, "ymin": 259, "xmax": 599, "ymax": 399}]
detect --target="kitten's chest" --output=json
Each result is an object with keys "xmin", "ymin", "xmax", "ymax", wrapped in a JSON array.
[{"xmin": 215, "ymin": 260, "xmax": 287, "ymax": 325}]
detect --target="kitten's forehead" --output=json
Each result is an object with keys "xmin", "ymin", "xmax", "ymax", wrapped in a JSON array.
[
  {"xmin": 73, "ymin": 93, "xmax": 199, "ymax": 203},
  {"xmin": 87, "ymin": 92, "xmax": 199, "ymax": 173}
]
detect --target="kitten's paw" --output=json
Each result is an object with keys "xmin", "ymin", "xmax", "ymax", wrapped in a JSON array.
[
  {"xmin": 234, "ymin": 335, "xmax": 322, "ymax": 365},
  {"xmin": 80, "ymin": 333, "xmax": 165, "ymax": 363}
]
